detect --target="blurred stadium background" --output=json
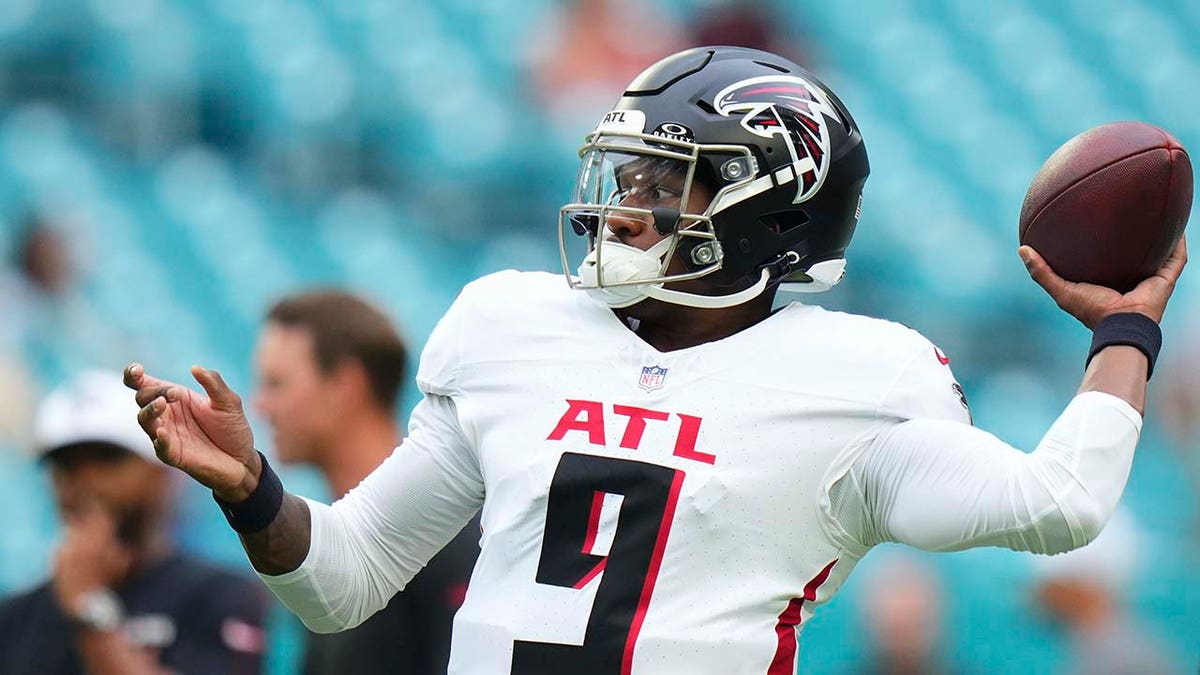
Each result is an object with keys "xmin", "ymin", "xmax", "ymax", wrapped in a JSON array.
[{"xmin": 0, "ymin": 0, "xmax": 1196, "ymax": 672}]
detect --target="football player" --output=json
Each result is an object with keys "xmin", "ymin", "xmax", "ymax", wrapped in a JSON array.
[{"xmin": 124, "ymin": 47, "xmax": 1186, "ymax": 674}]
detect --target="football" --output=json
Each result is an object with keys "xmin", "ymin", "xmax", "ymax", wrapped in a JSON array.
[{"xmin": 1018, "ymin": 121, "xmax": 1192, "ymax": 293}]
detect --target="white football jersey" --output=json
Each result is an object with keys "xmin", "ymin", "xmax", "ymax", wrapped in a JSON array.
[{"xmin": 416, "ymin": 271, "xmax": 970, "ymax": 675}]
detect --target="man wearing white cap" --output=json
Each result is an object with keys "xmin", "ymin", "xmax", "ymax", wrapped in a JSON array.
[{"xmin": 0, "ymin": 371, "xmax": 267, "ymax": 675}]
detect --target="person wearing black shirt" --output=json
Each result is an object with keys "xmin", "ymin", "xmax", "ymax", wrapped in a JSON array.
[
  {"xmin": 254, "ymin": 291, "xmax": 479, "ymax": 674},
  {"xmin": 0, "ymin": 371, "xmax": 267, "ymax": 675}
]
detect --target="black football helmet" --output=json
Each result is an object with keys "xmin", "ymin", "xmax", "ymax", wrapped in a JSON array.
[{"xmin": 560, "ymin": 46, "xmax": 870, "ymax": 308}]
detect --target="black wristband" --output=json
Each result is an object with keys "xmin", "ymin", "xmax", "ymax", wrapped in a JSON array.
[
  {"xmin": 1086, "ymin": 312, "xmax": 1162, "ymax": 379},
  {"xmin": 214, "ymin": 452, "xmax": 284, "ymax": 533}
]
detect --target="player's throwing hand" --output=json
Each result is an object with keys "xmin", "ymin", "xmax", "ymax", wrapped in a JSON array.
[
  {"xmin": 1020, "ymin": 236, "xmax": 1187, "ymax": 329},
  {"xmin": 124, "ymin": 363, "xmax": 261, "ymax": 502}
]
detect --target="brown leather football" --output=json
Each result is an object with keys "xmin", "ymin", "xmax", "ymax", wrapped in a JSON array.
[{"xmin": 1019, "ymin": 121, "xmax": 1191, "ymax": 293}]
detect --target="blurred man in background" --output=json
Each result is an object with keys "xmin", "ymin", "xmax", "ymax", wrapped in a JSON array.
[
  {"xmin": 857, "ymin": 554, "xmax": 959, "ymax": 675},
  {"xmin": 1031, "ymin": 510, "xmax": 1182, "ymax": 675},
  {"xmin": 254, "ymin": 289, "xmax": 479, "ymax": 674},
  {"xmin": 0, "ymin": 371, "xmax": 266, "ymax": 675}
]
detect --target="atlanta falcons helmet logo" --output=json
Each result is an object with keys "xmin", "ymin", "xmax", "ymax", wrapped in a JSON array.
[{"xmin": 714, "ymin": 75, "xmax": 838, "ymax": 205}]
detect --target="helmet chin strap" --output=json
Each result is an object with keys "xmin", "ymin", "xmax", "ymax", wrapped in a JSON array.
[{"xmin": 641, "ymin": 268, "xmax": 771, "ymax": 308}]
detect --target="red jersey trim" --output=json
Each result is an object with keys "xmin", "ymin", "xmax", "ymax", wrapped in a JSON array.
[
  {"xmin": 766, "ymin": 558, "xmax": 838, "ymax": 675},
  {"xmin": 621, "ymin": 469, "xmax": 686, "ymax": 675}
]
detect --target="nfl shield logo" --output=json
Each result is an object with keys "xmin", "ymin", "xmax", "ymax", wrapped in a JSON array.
[{"xmin": 638, "ymin": 365, "xmax": 668, "ymax": 392}]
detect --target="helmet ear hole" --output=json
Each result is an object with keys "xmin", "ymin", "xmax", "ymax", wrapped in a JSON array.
[{"xmin": 763, "ymin": 210, "xmax": 811, "ymax": 235}]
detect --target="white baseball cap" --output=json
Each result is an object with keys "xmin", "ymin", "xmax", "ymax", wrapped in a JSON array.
[{"xmin": 34, "ymin": 370, "xmax": 156, "ymax": 461}]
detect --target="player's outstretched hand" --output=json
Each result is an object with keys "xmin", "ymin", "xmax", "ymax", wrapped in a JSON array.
[
  {"xmin": 1019, "ymin": 236, "xmax": 1187, "ymax": 329},
  {"xmin": 124, "ymin": 363, "xmax": 261, "ymax": 502}
]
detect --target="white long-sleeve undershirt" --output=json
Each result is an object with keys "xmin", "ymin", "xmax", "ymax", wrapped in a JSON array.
[
  {"xmin": 260, "ymin": 390, "xmax": 1141, "ymax": 633},
  {"xmin": 261, "ymin": 393, "xmax": 483, "ymax": 633},
  {"xmin": 831, "ymin": 390, "xmax": 1142, "ymax": 555}
]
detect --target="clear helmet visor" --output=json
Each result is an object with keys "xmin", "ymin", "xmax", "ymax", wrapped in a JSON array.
[
  {"xmin": 566, "ymin": 147, "xmax": 712, "ymax": 243},
  {"xmin": 560, "ymin": 145, "xmax": 719, "ymax": 287},
  {"xmin": 571, "ymin": 149, "xmax": 692, "ymax": 215}
]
